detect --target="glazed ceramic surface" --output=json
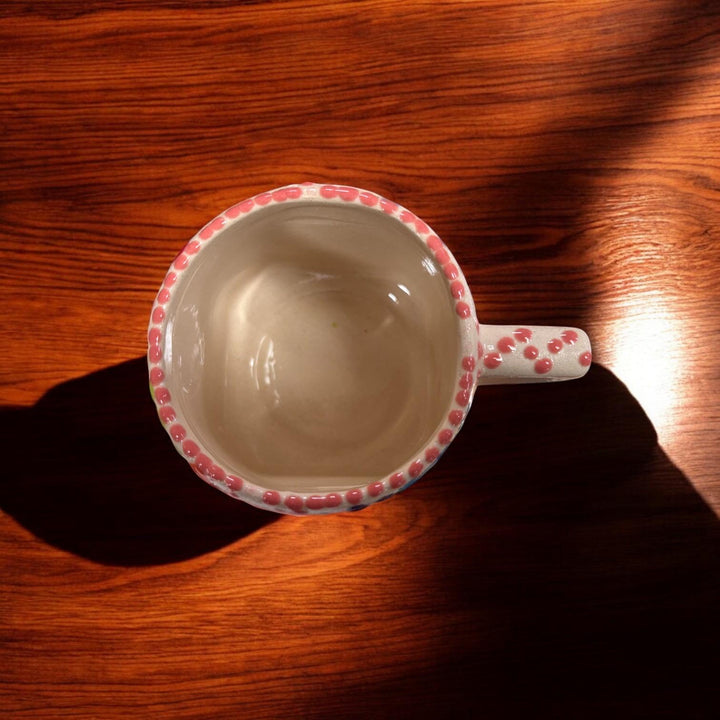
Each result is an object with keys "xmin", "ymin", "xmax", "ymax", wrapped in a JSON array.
[{"xmin": 148, "ymin": 183, "xmax": 591, "ymax": 514}]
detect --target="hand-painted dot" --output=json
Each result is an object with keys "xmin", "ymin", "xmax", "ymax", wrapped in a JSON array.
[
  {"xmin": 150, "ymin": 367, "xmax": 164, "ymax": 385},
  {"xmin": 484, "ymin": 351, "xmax": 503, "ymax": 369},
  {"xmin": 579, "ymin": 351, "xmax": 592, "ymax": 367},
  {"xmin": 367, "ymin": 482, "xmax": 384, "ymax": 497},
  {"xmin": 272, "ymin": 188, "xmax": 289, "ymax": 202},
  {"xmin": 409, "ymin": 460, "xmax": 424, "ymax": 478},
  {"xmin": 425, "ymin": 447, "xmax": 440, "ymax": 463},
  {"xmin": 380, "ymin": 198, "xmax": 398, "ymax": 214},
  {"xmin": 306, "ymin": 495, "xmax": 325, "ymax": 510},
  {"xmin": 285, "ymin": 495, "xmax": 304, "ymax": 512},
  {"xmin": 448, "ymin": 410, "xmax": 464, "ymax": 426},
  {"xmin": 155, "ymin": 387, "xmax": 171, "ymax": 405},
  {"xmin": 148, "ymin": 327, "xmax": 161, "ymax": 346},
  {"xmin": 390, "ymin": 472, "xmax": 405, "ymax": 489},
  {"xmin": 225, "ymin": 199, "xmax": 254, "ymax": 218},
  {"xmin": 337, "ymin": 186, "xmax": 359, "ymax": 201},
  {"xmin": 434, "ymin": 247, "xmax": 450, "ymax": 265},
  {"xmin": 548, "ymin": 338, "xmax": 563, "ymax": 354},
  {"xmin": 459, "ymin": 372, "xmax": 474, "ymax": 390},
  {"xmin": 255, "ymin": 192, "xmax": 272, "ymax": 206},
  {"xmin": 456, "ymin": 301, "xmax": 471, "ymax": 318},
  {"xmin": 450, "ymin": 280, "xmax": 465, "ymax": 299},
  {"xmin": 152, "ymin": 306, "xmax": 165, "ymax": 324},
  {"xmin": 456, "ymin": 389, "xmax": 471, "ymax": 406},
  {"xmin": 498, "ymin": 336, "xmax": 516, "ymax": 353},
  {"xmin": 169, "ymin": 424, "xmax": 186, "ymax": 442},
  {"xmin": 263, "ymin": 490, "xmax": 281, "ymax": 505},
  {"xmin": 562, "ymin": 329, "xmax": 579, "ymax": 345},
  {"xmin": 185, "ymin": 240, "xmax": 201, "ymax": 255},
  {"xmin": 159, "ymin": 406, "xmax": 176, "ymax": 424},
  {"xmin": 149, "ymin": 344, "xmax": 162, "ymax": 361},
  {"xmin": 535, "ymin": 358, "xmax": 553, "ymax": 374},
  {"xmin": 199, "ymin": 216, "xmax": 225, "ymax": 239},
  {"xmin": 182, "ymin": 439, "xmax": 199, "ymax": 457},
  {"xmin": 462, "ymin": 355, "xmax": 476, "ymax": 372},
  {"xmin": 360, "ymin": 191, "xmax": 378, "ymax": 206},
  {"xmin": 225, "ymin": 475, "xmax": 243, "ymax": 491},
  {"xmin": 400, "ymin": 210, "xmax": 415, "ymax": 224},
  {"xmin": 163, "ymin": 272, "xmax": 177, "ymax": 287},
  {"xmin": 286, "ymin": 186, "xmax": 302, "ymax": 199},
  {"xmin": 513, "ymin": 327, "xmax": 532, "ymax": 343},
  {"xmin": 438, "ymin": 428, "xmax": 453, "ymax": 445},
  {"xmin": 195, "ymin": 454, "xmax": 212, "ymax": 473},
  {"xmin": 426, "ymin": 235, "xmax": 442, "ymax": 251},
  {"xmin": 157, "ymin": 288, "xmax": 171, "ymax": 304},
  {"xmin": 443, "ymin": 264, "xmax": 459, "ymax": 280},
  {"xmin": 173, "ymin": 254, "xmax": 188, "ymax": 270},
  {"xmin": 324, "ymin": 493, "xmax": 342, "ymax": 508},
  {"xmin": 206, "ymin": 464, "xmax": 225, "ymax": 481},
  {"xmin": 415, "ymin": 218, "xmax": 429, "ymax": 234},
  {"xmin": 524, "ymin": 345, "xmax": 539, "ymax": 360},
  {"xmin": 346, "ymin": 489, "xmax": 363, "ymax": 505},
  {"xmin": 320, "ymin": 185, "xmax": 338, "ymax": 199}
]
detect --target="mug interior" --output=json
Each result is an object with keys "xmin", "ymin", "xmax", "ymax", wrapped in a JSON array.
[{"xmin": 167, "ymin": 200, "xmax": 459, "ymax": 493}]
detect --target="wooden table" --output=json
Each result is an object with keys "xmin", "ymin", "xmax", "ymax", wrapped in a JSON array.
[{"xmin": 2, "ymin": 2, "xmax": 719, "ymax": 718}]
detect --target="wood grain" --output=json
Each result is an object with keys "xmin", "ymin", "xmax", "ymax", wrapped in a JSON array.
[{"xmin": 2, "ymin": 2, "xmax": 720, "ymax": 718}]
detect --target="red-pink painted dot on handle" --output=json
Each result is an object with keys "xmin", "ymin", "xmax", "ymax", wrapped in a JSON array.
[
  {"xmin": 456, "ymin": 389, "xmax": 471, "ymax": 407},
  {"xmin": 438, "ymin": 429, "xmax": 454, "ymax": 445},
  {"xmin": 148, "ymin": 327, "xmax": 161, "ymax": 346},
  {"xmin": 547, "ymin": 338, "xmax": 563, "ymax": 354},
  {"xmin": 208, "ymin": 465, "xmax": 226, "ymax": 482},
  {"xmin": 443, "ymin": 264, "xmax": 459, "ymax": 280},
  {"xmin": 409, "ymin": 460, "xmax": 424, "ymax": 478},
  {"xmin": 425, "ymin": 447, "xmax": 440, "ymax": 463},
  {"xmin": 524, "ymin": 345, "xmax": 539, "ymax": 360},
  {"xmin": 462, "ymin": 355, "xmax": 476, "ymax": 372},
  {"xmin": 149, "ymin": 345, "xmax": 162, "ymax": 363},
  {"xmin": 152, "ymin": 306, "xmax": 165, "ymax": 324},
  {"xmin": 155, "ymin": 387, "xmax": 171, "ymax": 405},
  {"xmin": 173, "ymin": 254, "xmax": 188, "ymax": 271},
  {"xmin": 359, "ymin": 191, "xmax": 378, "ymax": 206},
  {"xmin": 284, "ymin": 495, "xmax": 304, "ymax": 512},
  {"xmin": 184, "ymin": 240, "xmax": 201, "ymax": 255},
  {"xmin": 195, "ymin": 454, "xmax": 212, "ymax": 474},
  {"xmin": 450, "ymin": 281, "xmax": 465, "ymax": 299},
  {"xmin": 182, "ymin": 439, "xmax": 199, "ymax": 457},
  {"xmin": 263, "ymin": 490, "xmax": 281, "ymax": 506},
  {"xmin": 150, "ymin": 367, "xmax": 164, "ymax": 385},
  {"xmin": 325, "ymin": 493, "xmax": 342, "ymax": 508},
  {"xmin": 498, "ymin": 336, "xmax": 516, "ymax": 353},
  {"xmin": 225, "ymin": 475, "xmax": 243, "ymax": 491},
  {"xmin": 513, "ymin": 328, "xmax": 532, "ymax": 343},
  {"xmin": 535, "ymin": 358, "xmax": 553, "ymax": 374},
  {"xmin": 157, "ymin": 288, "xmax": 171, "ymax": 304},
  {"xmin": 169, "ymin": 424, "xmax": 186, "ymax": 442},
  {"xmin": 159, "ymin": 406, "xmax": 176, "ymax": 424},
  {"xmin": 459, "ymin": 372, "xmax": 474, "ymax": 389},
  {"xmin": 484, "ymin": 352, "xmax": 502, "ymax": 369},
  {"xmin": 346, "ymin": 489, "xmax": 363, "ymax": 505},
  {"xmin": 562, "ymin": 329, "xmax": 579, "ymax": 345},
  {"xmin": 390, "ymin": 472, "xmax": 405, "ymax": 489},
  {"xmin": 448, "ymin": 410, "xmax": 464, "ymax": 426},
  {"xmin": 579, "ymin": 351, "xmax": 592, "ymax": 367},
  {"xmin": 306, "ymin": 495, "xmax": 325, "ymax": 510},
  {"xmin": 163, "ymin": 272, "xmax": 177, "ymax": 288},
  {"xmin": 456, "ymin": 302, "xmax": 471, "ymax": 319},
  {"xmin": 367, "ymin": 482, "xmax": 384, "ymax": 498}
]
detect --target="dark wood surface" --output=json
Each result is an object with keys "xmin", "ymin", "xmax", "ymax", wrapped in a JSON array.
[{"xmin": 2, "ymin": 2, "xmax": 720, "ymax": 718}]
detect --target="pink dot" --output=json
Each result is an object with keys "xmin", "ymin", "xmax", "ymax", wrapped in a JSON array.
[
  {"xmin": 462, "ymin": 355, "xmax": 476, "ymax": 372},
  {"xmin": 173, "ymin": 254, "xmax": 188, "ymax": 270},
  {"xmin": 324, "ymin": 493, "xmax": 342, "ymax": 508},
  {"xmin": 513, "ymin": 327, "xmax": 532, "ymax": 343},
  {"xmin": 390, "ymin": 472, "xmax": 405, "ymax": 489},
  {"xmin": 206, "ymin": 464, "xmax": 224, "ymax": 481},
  {"xmin": 163, "ymin": 272, "xmax": 177, "ymax": 287},
  {"xmin": 409, "ymin": 460, "xmax": 424, "ymax": 478},
  {"xmin": 185, "ymin": 240, "xmax": 201, "ymax": 255},
  {"xmin": 199, "ymin": 216, "xmax": 225, "ymax": 239},
  {"xmin": 225, "ymin": 199, "xmax": 254, "ymax": 218},
  {"xmin": 456, "ymin": 302, "xmax": 471, "ymax": 319},
  {"xmin": 425, "ymin": 447, "xmax": 440, "ymax": 463},
  {"xmin": 535, "ymin": 358, "xmax": 553, "ymax": 374},
  {"xmin": 400, "ymin": 210, "xmax": 416, "ymax": 224},
  {"xmin": 272, "ymin": 188, "xmax": 289, "ymax": 202},
  {"xmin": 562, "ymin": 329, "xmax": 579, "ymax": 345},
  {"xmin": 169, "ymin": 424, "xmax": 186, "ymax": 442},
  {"xmin": 448, "ymin": 410, "xmax": 464, "ymax": 426},
  {"xmin": 285, "ymin": 495, "xmax": 304, "ymax": 512},
  {"xmin": 337, "ymin": 186, "xmax": 359, "ymax": 201},
  {"xmin": 415, "ymin": 218, "xmax": 429, "ymax": 234},
  {"xmin": 547, "ymin": 338, "xmax": 563, "ymax": 354},
  {"xmin": 157, "ymin": 288, "xmax": 171, "ymax": 304},
  {"xmin": 434, "ymin": 247, "xmax": 450, "ymax": 265},
  {"xmin": 450, "ymin": 281, "xmax": 465, "ymax": 299},
  {"xmin": 255, "ymin": 192, "xmax": 272, "ymax": 206},
  {"xmin": 524, "ymin": 345, "xmax": 539, "ymax": 360},
  {"xmin": 148, "ymin": 327, "xmax": 161, "ymax": 346},
  {"xmin": 150, "ymin": 367, "xmax": 164, "ymax": 385},
  {"xmin": 306, "ymin": 495, "xmax": 325, "ymax": 510},
  {"xmin": 579, "ymin": 351, "xmax": 592, "ymax": 367},
  {"xmin": 346, "ymin": 489, "xmax": 363, "ymax": 505},
  {"xmin": 182, "ymin": 439, "xmax": 199, "ymax": 457},
  {"xmin": 152, "ymin": 306, "xmax": 165, "ymax": 324},
  {"xmin": 426, "ymin": 235, "xmax": 442, "ymax": 251},
  {"xmin": 367, "ymin": 482, "xmax": 384, "ymax": 497},
  {"xmin": 195, "ymin": 454, "xmax": 212, "ymax": 473},
  {"xmin": 380, "ymin": 198, "xmax": 398, "ymax": 214},
  {"xmin": 359, "ymin": 191, "xmax": 378, "ymax": 206},
  {"xmin": 443, "ymin": 264, "xmax": 459, "ymax": 280},
  {"xmin": 498, "ymin": 336, "xmax": 516, "ymax": 353},
  {"xmin": 159, "ymin": 406, "xmax": 176, "ymax": 424},
  {"xmin": 455, "ymin": 389, "xmax": 471, "ymax": 407},
  {"xmin": 149, "ymin": 346, "xmax": 162, "ymax": 363},
  {"xmin": 484, "ymin": 352, "xmax": 502, "ymax": 369},
  {"xmin": 225, "ymin": 475, "xmax": 243, "ymax": 491},
  {"xmin": 155, "ymin": 387, "xmax": 171, "ymax": 405},
  {"xmin": 263, "ymin": 490, "xmax": 281, "ymax": 506},
  {"xmin": 438, "ymin": 429, "xmax": 453, "ymax": 445},
  {"xmin": 459, "ymin": 372, "xmax": 474, "ymax": 389},
  {"xmin": 320, "ymin": 185, "xmax": 338, "ymax": 199},
  {"xmin": 286, "ymin": 186, "xmax": 302, "ymax": 199}
]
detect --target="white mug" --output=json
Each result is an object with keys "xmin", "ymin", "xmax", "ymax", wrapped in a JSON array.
[{"xmin": 148, "ymin": 183, "xmax": 591, "ymax": 514}]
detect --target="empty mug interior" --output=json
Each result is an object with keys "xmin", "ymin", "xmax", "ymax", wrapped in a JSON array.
[{"xmin": 168, "ymin": 200, "xmax": 459, "ymax": 493}]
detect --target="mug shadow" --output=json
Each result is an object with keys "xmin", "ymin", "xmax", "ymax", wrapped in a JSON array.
[
  {"xmin": 0, "ymin": 357, "xmax": 277, "ymax": 566},
  {"xmin": 303, "ymin": 364, "xmax": 720, "ymax": 719}
]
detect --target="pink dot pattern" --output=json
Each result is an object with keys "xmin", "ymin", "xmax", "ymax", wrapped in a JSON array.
[{"xmin": 148, "ymin": 183, "xmax": 478, "ymax": 516}]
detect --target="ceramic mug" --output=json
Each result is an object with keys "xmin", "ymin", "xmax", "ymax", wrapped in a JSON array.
[{"xmin": 148, "ymin": 183, "xmax": 591, "ymax": 515}]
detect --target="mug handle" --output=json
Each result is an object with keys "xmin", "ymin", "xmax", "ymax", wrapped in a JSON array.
[{"xmin": 477, "ymin": 325, "xmax": 592, "ymax": 384}]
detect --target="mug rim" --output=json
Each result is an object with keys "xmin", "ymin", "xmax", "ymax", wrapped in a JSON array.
[{"xmin": 147, "ymin": 182, "xmax": 479, "ymax": 514}]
